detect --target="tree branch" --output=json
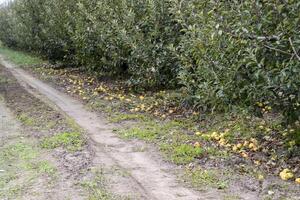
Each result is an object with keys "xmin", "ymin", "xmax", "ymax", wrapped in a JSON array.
[
  {"xmin": 289, "ymin": 37, "xmax": 300, "ymax": 62},
  {"xmin": 249, "ymin": 35, "xmax": 280, "ymax": 41},
  {"xmin": 263, "ymin": 44, "xmax": 292, "ymax": 56}
]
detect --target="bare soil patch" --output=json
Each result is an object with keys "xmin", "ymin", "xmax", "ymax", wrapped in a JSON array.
[{"xmin": 0, "ymin": 66, "xmax": 91, "ymax": 200}]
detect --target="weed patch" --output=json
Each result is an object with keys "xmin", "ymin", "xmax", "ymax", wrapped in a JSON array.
[
  {"xmin": 184, "ymin": 168, "xmax": 229, "ymax": 190},
  {"xmin": 81, "ymin": 169, "xmax": 129, "ymax": 200},
  {"xmin": 41, "ymin": 132, "xmax": 85, "ymax": 151},
  {"xmin": 33, "ymin": 161, "xmax": 57, "ymax": 176},
  {"xmin": 0, "ymin": 140, "xmax": 57, "ymax": 199},
  {"xmin": 117, "ymin": 127, "xmax": 159, "ymax": 141},
  {"xmin": 0, "ymin": 142, "xmax": 37, "ymax": 163},
  {"xmin": 17, "ymin": 113, "xmax": 35, "ymax": 126},
  {"xmin": 109, "ymin": 113, "xmax": 150, "ymax": 123},
  {"xmin": 161, "ymin": 144, "xmax": 204, "ymax": 165}
]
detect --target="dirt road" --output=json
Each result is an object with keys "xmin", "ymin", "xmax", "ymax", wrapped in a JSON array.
[
  {"xmin": 0, "ymin": 58, "xmax": 218, "ymax": 199},
  {"xmin": 0, "ymin": 93, "xmax": 87, "ymax": 200}
]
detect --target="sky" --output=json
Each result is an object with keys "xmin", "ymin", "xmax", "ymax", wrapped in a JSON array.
[{"xmin": 0, "ymin": 0, "xmax": 8, "ymax": 5}]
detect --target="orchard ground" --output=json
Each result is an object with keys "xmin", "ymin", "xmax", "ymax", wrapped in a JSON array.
[{"xmin": 0, "ymin": 47, "xmax": 299, "ymax": 200}]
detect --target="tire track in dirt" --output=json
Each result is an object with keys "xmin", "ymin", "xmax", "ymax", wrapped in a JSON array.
[
  {"xmin": 0, "ymin": 96, "xmax": 19, "ymax": 141},
  {"xmin": 1, "ymin": 57, "xmax": 221, "ymax": 200},
  {"xmin": 0, "ymin": 81, "xmax": 85, "ymax": 200}
]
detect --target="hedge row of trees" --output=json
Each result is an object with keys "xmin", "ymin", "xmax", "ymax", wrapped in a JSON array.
[{"xmin": 0, "ymin": 0, "xmax": 299, "ymax": 124}]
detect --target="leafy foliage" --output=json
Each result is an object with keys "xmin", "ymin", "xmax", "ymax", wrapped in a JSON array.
[
  {"xmin": 0, "ymin": 0, "xmax": 299, "ymax": 124},
  {"xmin": 173, "ymin": 1, "xmax": 300, "ymax": 124}
]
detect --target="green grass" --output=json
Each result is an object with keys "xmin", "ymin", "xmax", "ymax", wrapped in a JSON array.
[
  {"xmin": 41, "ymin": 132, "xmax": 85, "ymax": 151},
  {"xmin": 117, "ymin": 127, "xmax": 159, "ymax": 141},
  {"xmin": 0, "ymin": 46, "xmax": 43, "ymax": 66},
  {"xmin": 184, "ymin": 168, "xmax": 230, "ymax": 190},
  {"xmin": 160, "ymin": 144, "xmax": 204, "ymax": 165},
  {"xmin": 81, "ymin": 169, "xmax": 130, "ymax": 200},
  {"xmin": 0, "ymin": 140, "xmax": 57, "ymax": 199},
  {"xmin": 115, "ymin": 116, "xmax": 215, "ymax": 165},
  {"xmin": 116, "ymin": 118, "xmax": 207, "ymax": 164},
  {"xmin": 116, "ymin": 117, "xmax": 193, "ymax": 140},
  {"xmin": 17, "ymin": 113, "xmax": 35, "ymax": 126},
  {"xmin": 0, "ymin": 76, "xmax": 8, "ymax": 84},
  {"xmin": 206, "ymin": 146, "xmax": 230, "ymax": 158},
  {"xmin": 32, "ymin": 161, "xmax": 57, "ymax": 176},
  {"xmin": 109, "ymin": 113, "xmax": 150, "ymax": 123},
  {"xmin": 0, "ymin": 142, "xmax": 37, "ymax": 163}
]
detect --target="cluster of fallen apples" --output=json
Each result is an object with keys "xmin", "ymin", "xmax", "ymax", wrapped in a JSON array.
[
  {"xmin": 280, "ymin": 169, "xmax": 300, "ymax": 183},
  {"xmin": 194, "ymin": 130, "xmax": 300, "ymax": 184}
]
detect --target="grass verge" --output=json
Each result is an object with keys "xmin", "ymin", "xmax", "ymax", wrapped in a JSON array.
[
  {"xmin": 0, "ymin": 45, "xmax": 43, "ymax": 66},
  {"xmin": 0, "ymin": 140, "xmax": 57, "ymax": 199},
  {"xmin": 41, "ymin": 132, "xmax": 85, "ymax": 152}
]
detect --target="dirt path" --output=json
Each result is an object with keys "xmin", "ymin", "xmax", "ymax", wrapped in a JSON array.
[
  {"xmin": 0, "ymin": 96, "xmax": 19, "ymax": 142},
  {"xmin": 0, "ymin": 96, "xmax": 86, "ymax": 200},
  {"xmin": 0, "ymin": 59, "xmax": 218, "ymax": 199},
  {"xmin": 0, "ymin": 95, "xmax": 19, "ymax": 143}
]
